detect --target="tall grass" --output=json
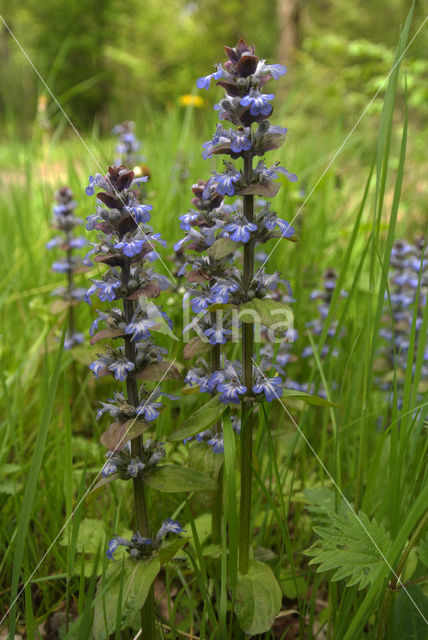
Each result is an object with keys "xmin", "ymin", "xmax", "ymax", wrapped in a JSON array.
[{"xmin": 0, "ymin": 16, "xmax": 427, "ymax": 636}]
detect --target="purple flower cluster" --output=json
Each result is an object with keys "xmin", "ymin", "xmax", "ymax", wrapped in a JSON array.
[
  {"xmin": 378, "ymin": 238, "xmax": 428, "ymax": 394},
  {"xmin": 106, "ymin": 519, "xmax": 186, "ymax": 560},
  {"xmin": 112, "ymin": 121, "xmax": 144, "ymax": 169},
  {"xmin": 85, "ymin": 164, "xmax": 180, "ymax": 560},
  {"xmin": 46, "ymin": 186, "xmax": 87, "ymax": 349}
]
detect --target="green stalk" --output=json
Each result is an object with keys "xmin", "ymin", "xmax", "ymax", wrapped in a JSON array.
[
  {"xmin": 66, "ymin": 236, "xmax": 75, "ymax": 338},
  {"xmin": 122, "ymin": 262, "xmax": 156, "ymax": 639},
  {"xmin": 239, "ymin": 152, "xmax": 255, "ymax": 575},
  {"xmin": 210, "ymin": 323, "xmax": 223, "ymax": 545}
]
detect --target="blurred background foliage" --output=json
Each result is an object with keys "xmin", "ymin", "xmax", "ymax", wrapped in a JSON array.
[{"xmin": 1, "ymin": 0, "xmax": 427, "ymax": 136}]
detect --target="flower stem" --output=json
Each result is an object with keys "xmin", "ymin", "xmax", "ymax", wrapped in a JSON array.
[
  {"xmin": 239, "ymin": 152, "xmax": 255, "ymax": 576},
  {"xmin": 122, "ymin": 262, "xmax": 156, "ymax": 639},
  {"xmin": 66, "ymin": 237, "xmax": 75, "ymax": 338},
  {"xmin": 210, "ymin": 326, "xmax": 223, "ymax": 545}
]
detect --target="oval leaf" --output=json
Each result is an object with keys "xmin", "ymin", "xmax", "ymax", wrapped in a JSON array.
[
  {"xmin": 100, "ymin": 418, "xmax": 150, "ymax": 450},
  {"xmin": 93, "ymin": 556, "xmax": 160, "ymax": 639},
  {"xmin": 281, "ymin": 389, "xmax": 341, "ymax": 408},
  {"xmin": 235, "ymin": 560, "xmax": 282, "ymax": 635},
  {"xmin": 145, "ymin": 464, "xmax": 217, "ymax": 492},
  {"xmin": 136, "ymin": 361, "xmax": 181, "ymax": 381},
  {"xmin": 168, "ymin": 396, "xmax": 227, "ymax": 442},
  {"xmin": 183, "ymin": 336, "xmax": 212, "ymax": 360},
  {"xmin": 239, "ymin": 298, "xmax": 294, "ymax": 329}
]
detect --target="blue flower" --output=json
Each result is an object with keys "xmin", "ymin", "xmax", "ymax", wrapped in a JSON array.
[
  {"xmin": 204, "ymin": 326, "xmax": 231, "ymax": 345},
  {"xmin": 85, "ymin": 212, "xmax": 101, "ymax": 230},
  {"xmin": 196, "ymin": 64, "xmax": 223, "ymax": 90},
  {"xmin": 217, "ymin": 380, "xmax": 247, "ymax": 404},
  {"xmin": 85, "ymin": 174, "xmax": 102, "ymax": 196},
  {"xmin": 89, "ymin": 358, "xmax": 107, "ymax": 378},
  {"xmin": 275, "ymin": 166, "xmax": 298, "ymax": 183},
  {"xmin": 156, "ymin": 519, "xmax": 186, "ymax": 543},
  {"xmin": 179, "ymin": 212, "xmax": 199, "ymax": 231},
  {"xmin": 252, "ymin": 376, "xmax": 283, "ymax": 402},
  {"xmin": 128, "ymin": 204, "xmax": 152, "ymax": 223},
  {"xmin": 46, "ymin": 237, "xmax": 61, "ymax": 250},
  {"xmin": 264, "ymin": 214, "xmax": 295, "ymax": 238},
  {"xmin": 259, "ymin": 63, "xmax": 287, "ymax": 80},
  {"xmin": 106, "ymin": 537, "xmax": 120, "ymax": 559},
  {"xmin": 202, "ymin": 125, "xmax": 231, "ymax": 159},
  {"xmin": 136, "ymin": 400, "xmax": 162, "ymax": 421},
  {"xmin": 190, "ymin": 292, "xmax": 212, "ymax": 313},
  {"xmin": 224, "ymin": 218, "xmax": 257, "ymax": 243},
  {"xmin": 230, "ymin": 131, "xmax": 251, "ymax": 154},
  {"xmin": 215, "ymin": 172, "xmax": 240, "ymax": 196},
  {"xmin": 102, "ymin": 460, "xmax": 118, "ymax": 477},
  {"xmin": 207, "ymin": 433, "xmax": 224, "ymax": 454},
  {"xmin": 52, "ymin": 261, "xmax": 71, "ymax": 273},
  {"xmin": 114, "ymin": 238, "xmax": 145, "ymax": 257},
  {"xmin": 70, "ymin": 237, "xmax": 87, "ymax": 249},
  {"xmin": 124, "ymin": 318, "xmax": 156, "ymax": 341},
  {"xmin": 210, "ymin": 279, "xmax": 239, "ymax": 304},
  {"xmin": 128, "ymin": 458, "xmax": 145, "ymax": 478},
  {"xmin": 64, "ymin": 332, "xmax": 84, "ymax": 350},
  {"xmin": 240, "ymin": 91, "xmax": 274, "ymax": 116},
  {"xmin": 108, "ymin": 358, "xmax": 135, "ymax": 381}
]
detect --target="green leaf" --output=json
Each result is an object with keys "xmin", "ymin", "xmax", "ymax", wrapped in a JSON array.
[
  {"xmin": 417, "ymin": 532, "xmax": 428, "ymax": 568},
  {"xmin": 235, "ymin": 560, "xmax": 282, "ymax": 635},
  {"xmin": 144, "ymin": 464, "xmax": 217, "ymax": 492},
  {"xmin": 188, "ymin": 441, "xmax": 224, "ymax": 482},
  {"xmin": 305, "ymin": 508, "xmax": 392, "ymax": 589},
  {"xmin": 281, "ymin": 388, "xmax": 342, "ymax": 408},
  {"xmin": 168, "ymin": 396, "xmax": 227, "ymax": 441},
  {"xmin": 391, "ymin": 585, "xmax": 428, "ymax": 640},
  {"xmin": 239, "ymin": 298, "xmax": 293, "ymax": 329},
  {"xmin": 60, "ymin": 518, "xmax": 106, "ymax": 555},
  {"xmin": 93, "ymin": 556, "xmax": 160, "ymax": 639},
  {"xmin": 158, "ymin": 537, "xmax": 188, "ymax": 564},
  {"xmin": 207, "ymin": 237, "xmax": 236, "ymax": 260}
]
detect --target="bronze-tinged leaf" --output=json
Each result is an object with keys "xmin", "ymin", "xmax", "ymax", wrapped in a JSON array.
[
  {"xmin": 239, "ymin": 106, "xmax": 273, "ymax": 127},
  {"xmin": 216, "ymin": 81, "xmax": 243, "ymax": 97},
  {"xmin": 118, "ymin": 214, "xmax": 137, "ymax": 236},
  {"xmin": 207, "ymin": 237, "xmax": 236, "ymax": 260},
  {"xmin": 116, "ymin": 170, "xmax": 134, "ymax": 191},
  {"xmin": 94, "ymin": 253, "xmax": 124, "ymax": 267},
  {"xmin": 183, "ymin": 336, "xmax": 212, "ymax": 360},
  {"xmin": 90, "ymin": 328, "xmax": 125, "ymax": 345},
  {"xmin": 100, "ymin": 418, "xmax": 149, "ymax": 451},
  {"xmin": 127, "ymin": 284, "xmax": 161, "ymax": 299},
  {"xmin": 224, "ymin": 45, "xmax": 240, "ymax": 63},
  {"xmin": 186, "ymin": 270, "xmax": 209, "ymax": 283},
  {"xmin": 96, "ymin": 192, "xmax": 122, "ymax": 209},
  {"xmin": 238, "ymin": 181, "xmax": 281, "ymax": 197},
  {"xmin": 236, "ymin": 54, "xmax": 258, "ymax": 77},
  {"xmin": 136, "ymin": 361, "xmax": 181, "ymax": 381}
]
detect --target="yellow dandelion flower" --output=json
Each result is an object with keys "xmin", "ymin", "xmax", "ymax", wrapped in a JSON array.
[{"xmin": 178, "ymin": 94, "xmax": 205, "ymax": 108}]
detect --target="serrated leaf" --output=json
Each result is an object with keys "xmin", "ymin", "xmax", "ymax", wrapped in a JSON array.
[
  {"xmin": 93, "ymin": 557, "xmax": 160, "ymax": 639},
  {"xmin": 281, "ymin": 389, "xmax": 341, "ymax": 408},
  {"xmin": 235, "ymin": 560, "xmax": 282, "ymax": 635},
  {"xmin": 207, "ymin": 237, "xmax": 236, "ymax": 260},
  {"xmin": 144, "ymin": 464, "xmax": 217, "ymax": 492},
  {"xmin": 305, "ymin": 509, "xmax": 392, "ymax": 589},
  {"xmin": 168, "ymin": 396, "xmax": 227, "ymax": 441},
  {"xmin": 239, "ymin": 298, "xmax": 293, "ymax": 329}
]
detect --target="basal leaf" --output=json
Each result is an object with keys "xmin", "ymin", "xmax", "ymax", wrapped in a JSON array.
[
  {"xmin": 417, "ymin": 532, "xmax": 428, "ymax": 568},
  {"xmin": 168, "ymin": 396, "xmax": 227, "ymax": 441},
  {"xmin": 144, "ymin": 464, "xmax": 217, "ymax": 492},
  {"xmin": 93, "ymin": 557, "xmax": 160, "ymax": 639},
  {"xmin": 391, "ymin": 584, "xmax": 428, "ymax": 640},
  {"xmin": 235, "ymin": 560, "xmax": 282, "ymax": 635}
]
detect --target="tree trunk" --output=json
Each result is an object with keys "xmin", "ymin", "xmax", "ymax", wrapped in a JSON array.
[{"xmin": 277, "ymin": 0, "xmax": 301, "ymax": 67}]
